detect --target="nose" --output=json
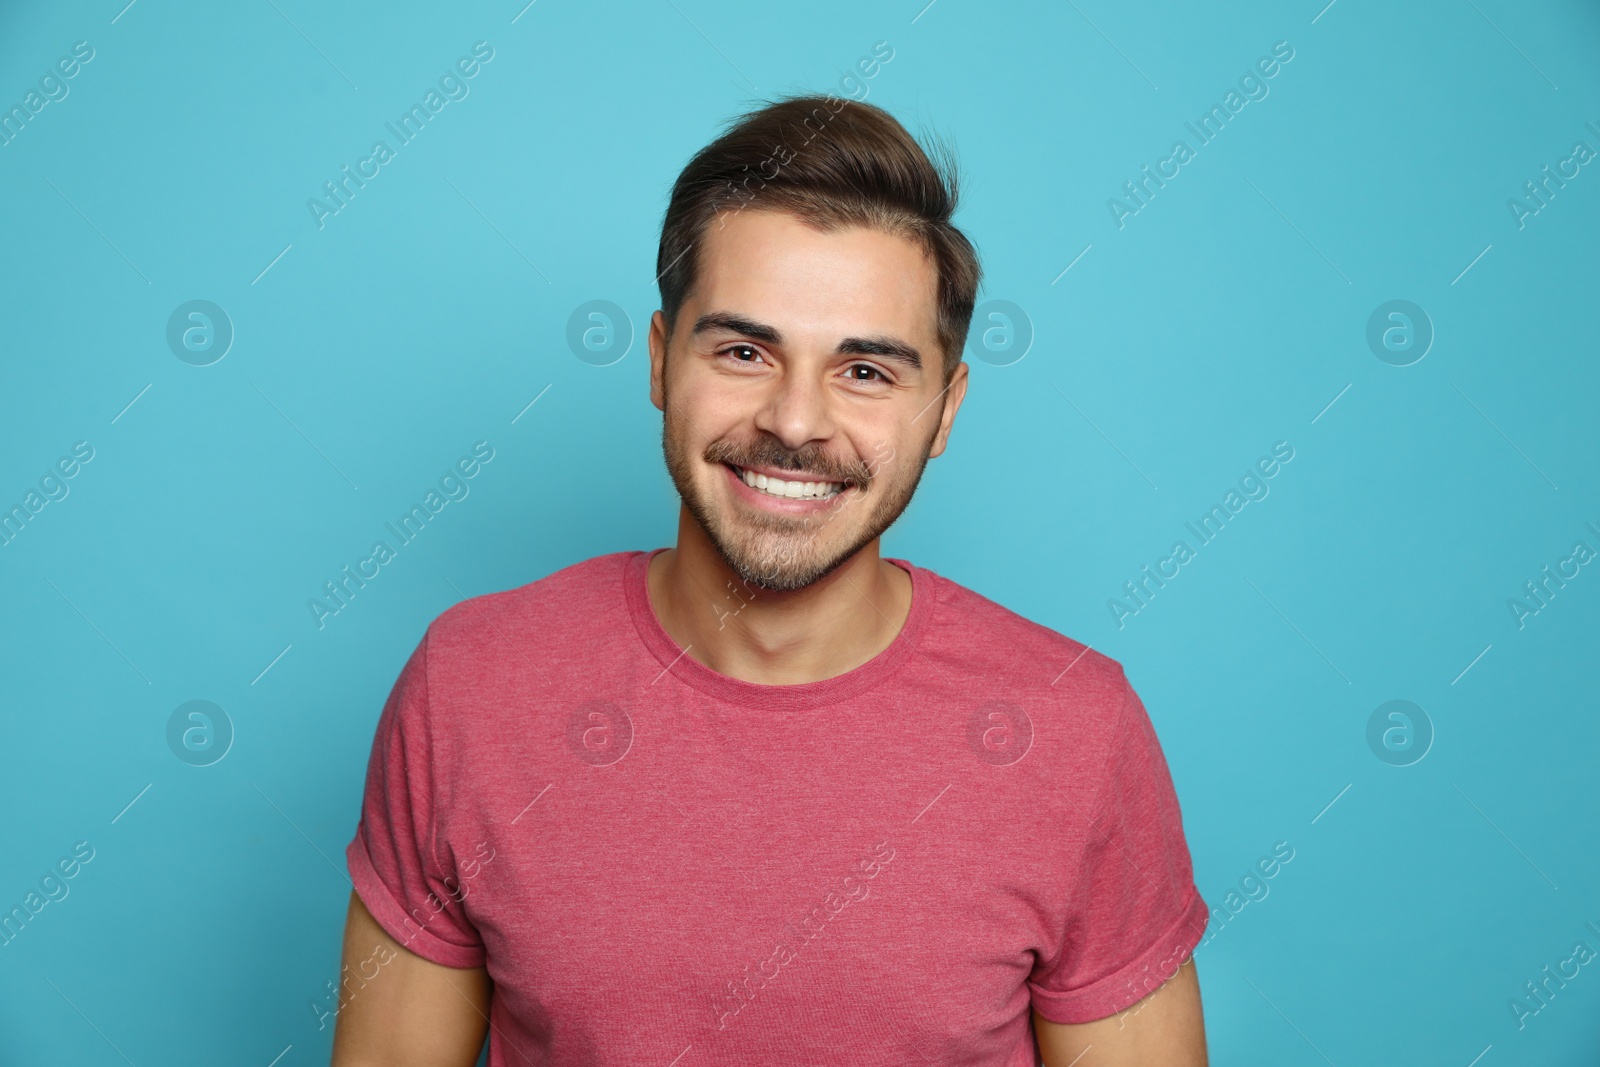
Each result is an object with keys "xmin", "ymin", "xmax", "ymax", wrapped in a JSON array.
[{"xmin": 752, "ymin": 366, "xmax": 835, "ymax": 451}]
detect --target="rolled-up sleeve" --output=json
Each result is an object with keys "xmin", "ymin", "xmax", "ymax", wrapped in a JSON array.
[
  {"xmin": 1028, "ymin": 673, "xmax": 1208, "ymax": 1023},
  {"xmin": 345, "ymin": 626, "xmax": 486, "ymax": 969}
]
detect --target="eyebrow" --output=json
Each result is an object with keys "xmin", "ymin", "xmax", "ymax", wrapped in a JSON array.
[{"xmin": 691, "ymin": 311, "xmax": 923, "ymax": 371}]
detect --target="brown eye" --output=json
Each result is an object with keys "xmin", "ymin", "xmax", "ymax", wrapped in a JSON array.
[
  {"xmin": 723, "ymin": 344, "xmax": 762, "ymax": 362},
  {"xmin": 848, "ymin": 364, "xmax": 883, "ymax": 381}
]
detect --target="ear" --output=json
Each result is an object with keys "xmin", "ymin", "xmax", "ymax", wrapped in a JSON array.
[
  {"xmin": 926, "ymin": 359, "xmax": 969, "ymax": 459},
  {"xmin": 648, "ymin": 310, "xmax": 669, "ymax": 412}
]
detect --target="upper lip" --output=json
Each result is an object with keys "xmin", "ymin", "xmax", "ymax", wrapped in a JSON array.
[{"xmin": 727, "ymin": 462, "xmax": 853, "ymax": 487}]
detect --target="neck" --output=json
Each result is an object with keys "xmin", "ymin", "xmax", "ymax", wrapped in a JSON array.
[{"xmin": 645, "ymin": 505, "xmax": 913, "ymax": 685}]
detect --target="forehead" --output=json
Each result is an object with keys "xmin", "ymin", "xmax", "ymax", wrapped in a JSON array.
[{"xmin": 689, "ymin": 208, "xmax": 939, "ymax": 346}]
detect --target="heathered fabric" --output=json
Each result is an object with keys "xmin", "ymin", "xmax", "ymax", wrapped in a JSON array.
[{"xmin": 345, "ymin": 549, "xmax": 1207, "ymax": 1066}]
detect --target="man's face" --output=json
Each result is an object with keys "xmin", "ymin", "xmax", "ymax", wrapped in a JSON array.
[{"xmin": 649, "ymin": 207, "xmax": 968, "ymax": 591}]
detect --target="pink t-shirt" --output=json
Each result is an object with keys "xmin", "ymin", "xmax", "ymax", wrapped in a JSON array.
[{"xmin": 345, "ymin": 550, "xmax": 1207, "ymax": 1066}]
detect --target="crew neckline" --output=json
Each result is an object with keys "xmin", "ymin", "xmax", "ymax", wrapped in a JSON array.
[{"xmin": 623, "ymin": 547, "xmax": 934, "ymax": 712}]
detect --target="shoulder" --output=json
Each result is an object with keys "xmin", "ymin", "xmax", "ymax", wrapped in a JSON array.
[
  {"xmin": 390, "ymin": 552, "xmax": 640, "ymax": 753},
  {"xmin": 424, "ymin": 551, "xmax": 636, "ymax": 659},
  {"xmin": 907, "ymin": 563, "xmax": 1168, "ymax": 820},
  {"xmin": 912, "ymin": 560, "xmax": 1129, "ymax": 706}
]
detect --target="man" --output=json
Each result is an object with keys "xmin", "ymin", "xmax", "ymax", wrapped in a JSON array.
[{"xmin": 332, "ymin": 94, "xmax": 1209, "ymax": 1066}]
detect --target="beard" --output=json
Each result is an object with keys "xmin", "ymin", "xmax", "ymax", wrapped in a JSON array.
[{"xmin": 661, "ymin": 396, "xmax": 935, "ymax": 593}]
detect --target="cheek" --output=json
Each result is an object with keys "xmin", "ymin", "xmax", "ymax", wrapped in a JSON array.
[
  {"xmin": 670, "ymin": 365, "xmax": 751, "ymax": 429},
  {"xmin": 844, "ymin": 425, "xmax": 908, "ymax": 492},
  {"xmin": 853, "ymin": 415, "xmax": 923, "ymax": 479},
  {"xmin": 666, "ymin": 389, "xmax": 755, "ymax": 484}
]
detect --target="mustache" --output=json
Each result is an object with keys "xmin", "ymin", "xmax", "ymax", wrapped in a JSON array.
[{"xmin": 704, "ymin": 437, "xmax": 874, "ymax": 488}]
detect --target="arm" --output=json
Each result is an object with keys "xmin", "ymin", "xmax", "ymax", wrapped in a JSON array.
[
  {"xmin": 329, "ymin": 890, "xmax": 492, "ymax": 1067},
  {"xmin": 1033, "ymin": 957, "xmax": 1207, "ymax": 1067}
]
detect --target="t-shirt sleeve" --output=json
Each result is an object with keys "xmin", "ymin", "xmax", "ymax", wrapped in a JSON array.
[
  {"xmin": 344, "ymin": 626, "xmax": 487, "ymax": 969},
  {"xmin": 1028, "ymin": 670, "xmax": 1209, "ymax": 1024}
]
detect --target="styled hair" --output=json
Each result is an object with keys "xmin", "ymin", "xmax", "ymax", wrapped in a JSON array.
[{"xmin": 655, "ymin": 93, "xmax": 981, "ymax": 379}]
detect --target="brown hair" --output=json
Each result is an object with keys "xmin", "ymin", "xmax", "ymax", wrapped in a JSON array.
[{"xmin": 655, "ymin": 93, "xmax": 982, "ymax": 380}]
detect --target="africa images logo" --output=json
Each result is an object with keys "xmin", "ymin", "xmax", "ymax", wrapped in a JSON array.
[
  {"xmin": 1106, "ymin": 40, "xmax": 1295, "ymax": 229},
  {"xmin": 308, "ymin": 441, "xmax": 495, "ymax": 630},
  {"xmin": 306, "ymin": 42, "xmax": 495, "ymax": 230},
  {"xmin": 713, "ymin": 842, "xmax": 895, "ymax": 1030}
]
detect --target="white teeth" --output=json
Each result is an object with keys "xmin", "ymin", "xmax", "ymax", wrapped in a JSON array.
[{"xmin": 737, "ymin": 467, "xmax": 843, "ymax": 500}]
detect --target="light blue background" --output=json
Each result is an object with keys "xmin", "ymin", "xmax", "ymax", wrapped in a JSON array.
[{"xmin": 2, "ymin": 1, "xmax": 1597, "ymax": 1064}]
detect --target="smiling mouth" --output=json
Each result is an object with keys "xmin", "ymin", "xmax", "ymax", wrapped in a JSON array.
[{"xmin": 727, "ymin": 464, "xmax": 850, "ymax": 501}]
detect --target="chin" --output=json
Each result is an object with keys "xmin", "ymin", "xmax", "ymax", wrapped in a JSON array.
[
  {"xmin": 708, "ymin": 511, "xmax": 884, "ymax": 593},
  {"xmin": 723, "ymin": 550, "xmax": 845, "ymax": 592}
]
